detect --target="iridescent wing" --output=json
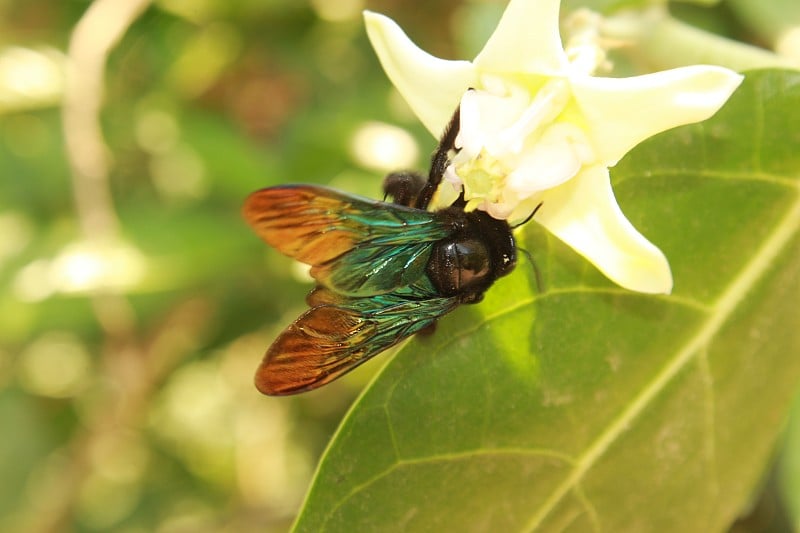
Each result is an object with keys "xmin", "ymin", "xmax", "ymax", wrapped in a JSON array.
[
  {"xmin": 255, "ymin": 287, "xmax": 459, "ymax": 395},
  {"xmin": 243, "ymin": 185, "xmax": 454, "ymax": 297}
]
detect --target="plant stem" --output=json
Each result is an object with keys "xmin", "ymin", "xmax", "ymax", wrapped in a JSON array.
[
  {"xmin": 726, "ymin": 0, "xmax": 800, "ymax": 44},
  {"xmin": 726, "ymin": 0, "xmax": 800, "ymax": 63},
  {"xmin": 601, "ymin": 7, "xmax": 798, "ymax": 72}
]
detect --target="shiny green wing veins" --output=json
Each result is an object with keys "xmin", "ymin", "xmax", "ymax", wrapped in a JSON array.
[
  {"xmin": 242, "ymin": 185, "xmax": 461, "ymax": 395},
  {"xmin": 255, "ymin": 287, "xmax": 459, "ymax": 395},
  {"xmin": 243, "ymin": 185, "xmax": 454, "ymax": 297}
]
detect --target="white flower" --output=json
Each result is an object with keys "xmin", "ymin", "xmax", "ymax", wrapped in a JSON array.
[{"xmin": 364, "ymin": 0, "xmax": 743, "ymax": 294}]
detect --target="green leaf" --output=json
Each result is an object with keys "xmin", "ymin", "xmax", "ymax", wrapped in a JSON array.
[
  {"xmin": 291, "ymin": 69, "xmax": 800, "ymax": 532},
  {"xmin": 779, "ymin": 393, "xmax": 800, "ymax": 529}
]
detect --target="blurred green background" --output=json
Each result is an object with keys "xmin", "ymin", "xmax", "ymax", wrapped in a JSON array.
[
  {"xmin": 0, "ymin": 0, "xmax": 481, "ymax": 530},
  {"xmin": 0, "ymin": 0, "xmax": 797, "ymax": 531}
]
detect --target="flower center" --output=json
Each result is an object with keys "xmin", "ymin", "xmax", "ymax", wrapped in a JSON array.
[{"xmin": 440, "ymin": 75, "xmax": 596, "ymax": 222}]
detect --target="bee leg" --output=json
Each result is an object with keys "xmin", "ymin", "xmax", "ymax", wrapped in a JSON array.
[
  {"xmin": 415, "ymin": 100, "xmax": 462, "ymax": 210},
  {"xmin": 383, "ymin": 171, "xmax": 427, "ymax": 207},
  {"xmin": 415, "ymin": 321, "xmax": 438, "ymax": 337}
]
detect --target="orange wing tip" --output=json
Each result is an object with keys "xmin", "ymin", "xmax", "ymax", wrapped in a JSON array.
[
  {"xmin": 255, "ymin": 362, "xmax": 297, "ymax": 396},
  {"xmin": 254, "ymin": 360, "xmax": 280, "ymax": 395},
  {"xmin": 242, "ymin": 187, "xmax": 361, "ymax": 266},
  {"xmin": 254, "ymin": 357, "xmax": 322, "ymax": 396}
]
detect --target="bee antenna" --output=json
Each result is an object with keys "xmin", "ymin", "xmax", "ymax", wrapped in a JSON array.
[
  {"xmin": 511, "ymin": 202, "xmax": 543, "ymax": 229},
  {"xmin": 518, "ymin": 246, "xmax": 544, "ymax": 294}
]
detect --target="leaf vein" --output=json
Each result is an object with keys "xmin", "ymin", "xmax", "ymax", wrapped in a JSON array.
[
  {"xmin": 572, "ymin": 485, "xmax": 601, "ymax": 533},
  {"xmin": 698, "ymin": 347, "xmax": 720, "ymax": 512},
  {"xmin": 617, "ymin": 168, "xmax": 798, "ymax": 189},
  {"xmin": 321, "ymin": 448, "xmax": 575, "ymax": 529},
  {"xmin": 522, "ymin": 192, "xmax": 800, "ymax": 530}
]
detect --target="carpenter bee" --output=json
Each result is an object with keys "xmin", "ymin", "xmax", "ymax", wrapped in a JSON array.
[{"xmin": 243, "ymin": 110, "xmax": 530, "ymax": 395}]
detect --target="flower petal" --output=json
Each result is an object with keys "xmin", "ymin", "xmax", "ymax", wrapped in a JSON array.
[
  {"xmin": 571, "ymin": 65, "xmax": 743, "ymax": 165},
  {"xmin": 364, "ymin": 11, "xmax": 477, "ymax": 137},
  {"xmin": 508, "ymin": 122, "xmax": 593, "ymax": 195},
  {"xmin": 535, "ymin": 165, "xmax": 672, "ymax": 293},
  {"xmin": 473, "ymin": 0, "xmax": 568, "ymax": 74}
]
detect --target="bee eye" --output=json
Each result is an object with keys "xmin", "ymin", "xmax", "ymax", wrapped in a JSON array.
[{"xmin": 427, "ymin": 238, "xmax": 492, "ymax": 297}]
